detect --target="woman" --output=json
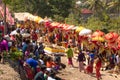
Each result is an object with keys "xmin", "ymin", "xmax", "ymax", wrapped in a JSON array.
[
  {"xmin": 0, "ymin": 38, "xmax": 8, "ymax": 63},
  {"xmin": 66, "ymin": 45, "xmax": 74, "ymax": 68},
  {"xmin": 77, "ymin": 51, "xmax": 85, "ymax": 72},
  {"xmin": 95, "ymin": 55, "xmax": 102, "ymax": 80}
]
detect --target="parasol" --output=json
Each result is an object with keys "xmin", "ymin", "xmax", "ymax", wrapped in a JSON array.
[
  {"xmin": 92, "ymin": 30, "xmax": 104, "ymax": 37},
  {"xmin": 79, "ymin": 29, "xmax": 92, "ymax": 36},
  {"xmin": 75, "ymin": 26, "xmax": 85, "ymax": 33},
  {"xmin": 105, "ymin": 32, "xmax": 119, "ymax": 42},
  {"xmin": 92, "ymin": 36, "xmax": 104, "ymax": 42}
]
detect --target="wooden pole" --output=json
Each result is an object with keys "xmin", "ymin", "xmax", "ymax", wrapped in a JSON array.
[{"xmin": 4, "ymin": 3, "xmax": 6, "ymax": 35}]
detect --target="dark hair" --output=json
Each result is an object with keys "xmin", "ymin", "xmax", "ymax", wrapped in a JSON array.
[
  {"xmin": 68, "ymin": 45, "xmax": 70, "ymax": 48},
  {"xmin": 40, "ymin": 65, "xmax": 46, "ymax": 71},
  {"xmin": 47, "ymin": 57, "xmax": 52, "ymax": 61},
  {"xmin": 16, "ymin": 29, "xmax": 20, "ymax": 33}
]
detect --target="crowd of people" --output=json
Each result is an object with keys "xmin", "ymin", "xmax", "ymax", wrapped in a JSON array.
[{"xmin": 0, "ymin": 20, "xmax": 120, "ymax": 80}]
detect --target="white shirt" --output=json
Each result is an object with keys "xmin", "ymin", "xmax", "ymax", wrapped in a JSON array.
[
  {"xmin": 116, "ymin": 55, "xmax": 120, "ymax": 64},
  {"xmin": 47, "ymin": 76, "xmax": 56, "ymax": 80}
]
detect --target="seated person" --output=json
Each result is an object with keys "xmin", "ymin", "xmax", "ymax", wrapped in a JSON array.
[{"xmin": 46, "ymin": 57, "xmax": 57, "ymax": 69}]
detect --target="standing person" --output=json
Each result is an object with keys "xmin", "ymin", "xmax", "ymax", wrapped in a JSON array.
[
  {"xmin": 66, "ymin": 45, "xmax": 74, "ymax": 68},
  {"xmin": 22, "ymin": 40, "xmax": 29, "ymax": 57},
  {"xmin": 77, "ymin": 51, "xmax": 85, "ymax": 72},
  {"xmin": 31, "ymin": 31, "xmax": 38, "ymax": 42},
  {"xmin": 95, "ymin": 55, "xmax": 102, "ymax": 80},
  {"xmin": 0, "ymin": 38, "xmax": 8, "ymax": 63},
  {"xmin": 16, "ymin": 29, "xmax": 23, "ymax": 49}
]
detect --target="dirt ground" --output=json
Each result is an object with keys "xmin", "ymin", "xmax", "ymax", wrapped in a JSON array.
[
  {"xmin": 0, "ymin": 63, "xmax": 21, "ymax": 80},
  {"xmin": 0, "ymin": 56, "xmax": 120, "ymax": 80},
  {"xmin": 57, "ymin": 56, "xmax": 120, "ymax": 80}
]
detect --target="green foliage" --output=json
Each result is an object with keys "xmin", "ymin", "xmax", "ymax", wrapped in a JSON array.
[
  {"xmin": 53, "ymin": 15, "xmax": 64, "ymax": 22},
  {"xmin": 108, "ymin": 17, "xmax": 120, "ymax": 32},
  {"xmin": 10, "ymin": 50, "xmax": 22, "ymax": 60},
  {"xmin": 7, "ymin": 0, "xmax": 73, "ymax": 19},
  {"xmin": 2, "ymin": 0, "xmax": 11, "ymax": 4},
  {"xmin": 85, "ymin": 17, "xmax": 107, "ymax": 31},
  {"xmin": 5, "ymin": 0, "xmax": 120, "ymax": 32},
  {"xmin": 65, "ymin": 13, "xmax": 79, "ymax": 25}
]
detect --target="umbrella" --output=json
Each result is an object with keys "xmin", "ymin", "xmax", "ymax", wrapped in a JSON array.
[
  {"xmin": 22, "ymin": 33, "xmax": 30, "ymax": 37},
  {"xmin": 66, "ymin": 25, "xmax": 74, "ymax": 30},
  {"xmin": 79, "ymin": 29, "xmax": 92, "ymax": 36},
  {"xmin": 10, "ymin": 30, "xmax": 18, "ymax": 35},
  {"xmin": 71, "ymin": 26, "xmax": 78, "ymax": 30},
  {"xmin": 105, "ymin": 32, "xmax": 118, "ymax": 42},
  {"xmin": 75, "ymin": 26, "xmax": 85, "ymax": 33},
  {"xmin": 92, "ymin": 36, "xmax": 104, "ymax": 42},
  {"xmin": 92, "ymin": 30, "xmax": 104, "ymax": 37}
]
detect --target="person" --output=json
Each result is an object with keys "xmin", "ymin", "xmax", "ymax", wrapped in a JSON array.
[
  {"xmin": 77, "ymin": 51, "xmax": 85, "ymax": 72},
  {"xmin": 89, "ymin": 51, "xmax": 95, "ymax": 63},
  {"xmin": 38, "ymin": 42, "xmax": 45, "ymax": 54},
  {"xmin": 65, "ymin": 45, "xmax": 74, "ymax": 67},
  {"xmin": 24, "ymin": 63, "xmax": 34, "ymax": 80},
  {"xmin": 31, "ymin": 31, "xmax": 38, "ymax": 42},
  {"xmin": 0, "ymin": 38, "xmax": 8, "ymax": 63},
  {"xmin": 85, "ymin": 61, "xmax": 93, "ymax": 74},
  {"xmin": 22, "ymin": 40, "xmax": 29, "ymax": 56},
  {"xmin": 95, "ymin": 55, "xmax": 102, "ymax": 80},
  {"xmin": 16, "ymin": 29, "xmax": 23, "ymax": 49},
  {"xmin": 25, "ymin": 57, "xmax": 40, "ymax": 74},
  {"xmin": 46, "ymin": 57, "xmax": 56, "ymax": 69},
  {"xmin": 34, "ymin": 65, "xmax": 47, "ymax": 80},
  {"xmin": 34, "ymin": 71, "xmax": 45, "ymax": 80}
]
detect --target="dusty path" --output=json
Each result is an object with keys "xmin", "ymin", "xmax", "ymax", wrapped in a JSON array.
[
  {"xmin": 0, "ymin": 56, "xmax": 120, "ymax": 80},
  {"xmin": 0, "ymin": 63, "xmax": 21, "ymax": 80},
  {"xmin": 57, "ymin": 56, "xmax": 120, "ymax": 80}
]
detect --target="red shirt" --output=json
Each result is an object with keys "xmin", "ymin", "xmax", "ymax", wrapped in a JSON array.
[{"xmin": 32, "ymin": 33, "xmax": 38, "ymax": 41}]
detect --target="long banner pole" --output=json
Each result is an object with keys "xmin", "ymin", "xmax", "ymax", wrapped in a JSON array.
[{"xmin": 4, "ymin": 3, "xmax": 6, "ymax": 35}]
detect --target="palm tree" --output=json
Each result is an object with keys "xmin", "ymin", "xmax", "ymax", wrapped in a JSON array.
[
  {"xmin": 107, "ymin": 0, "xmax": 120, "ymax": 17},
  {"xmin": 84, "ymin": 0, "xmax": 105, "ymax": 17}
]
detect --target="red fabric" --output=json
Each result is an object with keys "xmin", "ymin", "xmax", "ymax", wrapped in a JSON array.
[
  {"xmin": 56, "ymin": 34, "xmax": 60, "ymax": 40},
  {"xmin": 86, "ymin": 65, "xmax": 93, "ymax": 73},
  {"xmin": 68, "ymin": 58, "xmax": 73, "ymax": 65},
  {"xmin": 105, "ymin": 32, "xmax": 118, "ymax": 42},
  {"xmin": 95, "ymin": 60, "xmax": 102, "ymax": 78},
  {"xmin": 0, "ymin": 26, "xmax": 4, "ymax": 37},
  {"xmin": 92, "ymin": 30, "xmax": 104, "ymax": 37},
  {"xmin": 24, "ymin": 66, "xmax": 34, "ymax": 79},
  {"xmin": 36, "ymin": 67, "xmax": 41, "ymax": 73},
  {"xmin": 32, "ymin": 32, "xmax": 38, "ymax": 41}
]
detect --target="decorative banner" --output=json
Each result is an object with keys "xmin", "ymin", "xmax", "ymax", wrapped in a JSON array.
[{"xmin": 0, "ymin": 4, "xmax": 14, "ymax": 25}]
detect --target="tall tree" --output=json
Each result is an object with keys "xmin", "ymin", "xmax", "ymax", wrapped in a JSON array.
[
  {"xmin": 85, "ymin": 0, "xmax": 104, "ymax": 16},
  {"xmin": 7, "ymin": 0, "xmax": 73, "ymax": 20},
  {"xmin": 107, "ymin": 0, "xmax": 120, "ymax": 17}
]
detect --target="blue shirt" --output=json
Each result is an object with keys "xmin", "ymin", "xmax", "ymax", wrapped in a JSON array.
[
  {"xmin": 89, "ymin": 53, "xmax": 95, "ymax": 59},
  {"xmin": 26, "ymin": 58, "xmax": 38, "ymax": 69},
  {"xmin": 22, "ymin": 43, "xmax": 28, "ymax": 53}
]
